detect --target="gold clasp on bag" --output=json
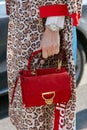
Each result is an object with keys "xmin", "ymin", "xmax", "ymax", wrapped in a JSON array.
[{"xmin": 42, "ymin": 91, "xmax": 55, "ymax": 105}]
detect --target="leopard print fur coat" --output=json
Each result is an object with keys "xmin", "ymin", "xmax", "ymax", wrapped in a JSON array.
[{"xmin": 6, "ymin": 0, "xmax": 82, "ymax": 129}]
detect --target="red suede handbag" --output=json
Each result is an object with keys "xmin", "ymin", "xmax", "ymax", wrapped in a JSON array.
[{"xmin": 11, "ymin": 50, "xmax": 71, "ymax": 130}]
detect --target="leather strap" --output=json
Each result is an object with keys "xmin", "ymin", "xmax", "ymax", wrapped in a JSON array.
[
  {"xmin": 10, "ymin": 77, "xmax": 19, "ymax": 105},
  {"xmin": 28, "ymin": 49, "xmax": 65, "ymax": 71}
]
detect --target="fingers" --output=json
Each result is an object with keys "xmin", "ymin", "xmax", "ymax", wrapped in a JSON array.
[
  {"xmin": 40, "ymin": 29, "xmax": 60, "ymax": 59},
  {"xmin": 41, "ymin": 43, "xmax": 60, "ymax": 59},
  {"xmin": 55, "ymin": 34, "xmax": 60, "ymax": 54},
  {"xmin": 42, "ymin": 48, "xmax": 48, "ymax": 59},
  {"xmin": 47, "ymin": 46, "xmax": 54, "ymax": 57}
]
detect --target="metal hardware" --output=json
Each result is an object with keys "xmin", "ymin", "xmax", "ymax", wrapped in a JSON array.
[
  {"xmin": 31, "ymin": 70, "xmax": 36, "ymax": 75},
  {"xmin": 42, "ymin": 91, "xmax": 55, "ymax": 105},
  {"xmin": 58, "ymin": 60, "xmax": 62, "ymax": 70}
]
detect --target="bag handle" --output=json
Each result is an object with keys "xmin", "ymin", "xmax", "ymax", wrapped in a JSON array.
[
  {"xmin": 28, "ymin": 49, "xmax": 64, "ymax": 71},
  {"xmin": 10, "ymin": 76, "xmax": 19, "ymax": 105},
  {"xmin": 28, "ymin": 49, "xmax": 42, "ymax": 70}
]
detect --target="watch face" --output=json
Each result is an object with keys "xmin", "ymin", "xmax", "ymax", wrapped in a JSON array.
[{"xmin": 50, "ymin": 24, "xmax": 58, "ymax": 31}]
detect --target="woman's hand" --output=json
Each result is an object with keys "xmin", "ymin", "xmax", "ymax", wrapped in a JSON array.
[{"xmin": 40, "ymin": 27, "xmax": 60, "ymax": 58}]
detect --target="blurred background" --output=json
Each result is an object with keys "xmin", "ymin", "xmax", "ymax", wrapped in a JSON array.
[{"xmin": 0, "ymin": 0, "xmax": 87, "ymax": 129}]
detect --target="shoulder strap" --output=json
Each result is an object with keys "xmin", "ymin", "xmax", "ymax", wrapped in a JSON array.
[{"xmin": 10, "ymin": 77, "xmax": 19, "ymax": 105}]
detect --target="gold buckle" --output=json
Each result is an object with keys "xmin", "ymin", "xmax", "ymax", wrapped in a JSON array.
[{"xmin": 42, "ymin": 91, "xmax": 55, "ymax": 105}]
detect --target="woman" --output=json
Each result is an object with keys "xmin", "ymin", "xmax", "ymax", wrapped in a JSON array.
[{"xmin": 6, "ymin": 0, "xmax": 82, "ymax": 129}]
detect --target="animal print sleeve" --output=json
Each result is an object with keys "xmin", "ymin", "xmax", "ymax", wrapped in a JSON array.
[
  {"xmin": 77, "ymin": 0, "xmax": 82, "ymax": 14},
  {"xmin": 66, "ymin": 0, "xmax": 82, "ymax": 25},
  {"xmin": 6, "ymin": 0, "xmax": 11, "ymax": 15},
  {"xmin": 39, "ymin": 0, "xmax": 82, "ymax": 26}
]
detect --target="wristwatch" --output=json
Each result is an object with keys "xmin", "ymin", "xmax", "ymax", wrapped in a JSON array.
[{"xmin": 46, "ymin": 24, "xmax": 59, "ymax": 32}]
